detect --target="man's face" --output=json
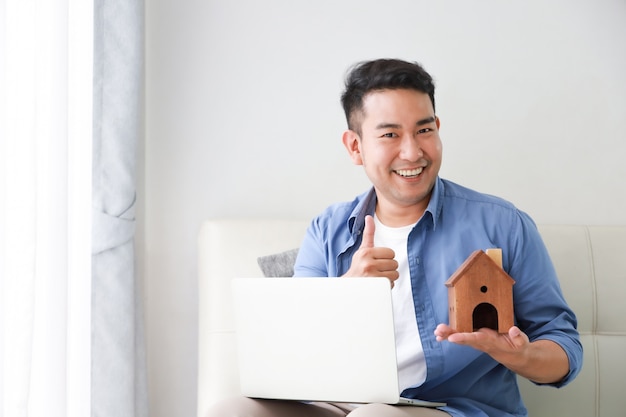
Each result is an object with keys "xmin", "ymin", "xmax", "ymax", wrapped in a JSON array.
[{"xmin": 343, "ymin": 89, "xmax": 442, "ymax": 223}]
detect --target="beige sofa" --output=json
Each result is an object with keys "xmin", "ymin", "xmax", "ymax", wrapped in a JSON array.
[{"xmin": 197, "ymin": 220, "xmax": 626, "ymax": 417}]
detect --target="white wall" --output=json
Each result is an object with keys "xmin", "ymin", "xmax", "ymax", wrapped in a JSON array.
[{"xmin": 144, "ymin": 1, "xmax": 626, "ymax": 416}]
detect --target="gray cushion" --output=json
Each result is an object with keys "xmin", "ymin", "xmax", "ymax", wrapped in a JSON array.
[{"xmin": 257, "ymin": 248, "xmax": 299, "ymax": 277}]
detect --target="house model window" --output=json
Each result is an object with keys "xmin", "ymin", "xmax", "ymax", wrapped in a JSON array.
[{"xmin": 445, "ymin": 249, "xmax": 515, "ymax": 333}]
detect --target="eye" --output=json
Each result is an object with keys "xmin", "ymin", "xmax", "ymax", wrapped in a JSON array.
[
  {"xmin": 381, "ymin": 132, "xmax": 398, "ymax": 138},
  {"xmin": 417, "ymin": 127, "xmax": 433, "ymax": 134}
]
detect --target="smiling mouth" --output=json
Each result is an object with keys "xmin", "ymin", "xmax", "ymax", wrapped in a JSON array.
[{"xmin": 394, "ymin": 167, "xmax": 424, "ymax": 178}]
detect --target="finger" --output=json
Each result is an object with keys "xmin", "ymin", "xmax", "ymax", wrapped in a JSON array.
[
  {"xmin": 360, "ymin": 215, "xmax": 375, "ymax": 249},
  {"xmin": 434, "ymin": 323, "xmax": 454, "ymax": 341},
  {"xmin": 448, "ymin": 328, "xmax": 491, "ymax": 344},
  {"xmin": 372, "ymin": 247, "xmax": 396, "ymax": 260},
  {"xmin": 508, "ymin": 326, "xmax": 521, "ymax": 339},
  {"xmin": 507, "ymin": 326, "xmax": 528, "ymax": 349},
  {"xmin": 370, "ymin": 255, "xmax": 397, "ymax": 270}
]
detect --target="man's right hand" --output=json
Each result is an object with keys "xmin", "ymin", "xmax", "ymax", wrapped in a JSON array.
[{"xmin": 342, "ymin": 215, "xmax": 399, "ymax": 287}]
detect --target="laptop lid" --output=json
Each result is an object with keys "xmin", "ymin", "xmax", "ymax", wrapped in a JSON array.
[{"xmin": 231, "ymin": 277, "xmax": 403, "ymax": 404}]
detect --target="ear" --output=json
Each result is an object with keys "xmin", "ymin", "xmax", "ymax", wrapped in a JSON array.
[
  {"xmin": 436, "ymin": 116, "xmax": 441, "ymax": 129},
  {"xmin": 342, "ymin": 130, "xmax": 363, "ymax": 165}
]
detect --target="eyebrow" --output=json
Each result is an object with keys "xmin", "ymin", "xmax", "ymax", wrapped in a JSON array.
[
  {"xmin": 375, "ymin": 116, "xmax": 436, "ymax": 130},
  {"xmin": 417, "ymin": 116, "xmax": 437, "ymax": 126}
]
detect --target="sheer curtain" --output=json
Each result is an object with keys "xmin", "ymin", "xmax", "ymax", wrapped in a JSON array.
[
  {"xmin": 0, "ymin": 0, "xmax": 93, "ymax": 416},
  {"xmin": 0, "ymin": 0, "xmax": 146, "ymax": 416}
]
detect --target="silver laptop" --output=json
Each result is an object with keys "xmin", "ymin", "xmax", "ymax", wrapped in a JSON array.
[{"xmin": 231, "ymin": 277, "xmax": 446, "ymax": 408}]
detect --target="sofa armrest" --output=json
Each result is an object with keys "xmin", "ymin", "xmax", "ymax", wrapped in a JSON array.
[{"xmin": 197, "ymin": 219, "xmax": 309, "ymax": 417}]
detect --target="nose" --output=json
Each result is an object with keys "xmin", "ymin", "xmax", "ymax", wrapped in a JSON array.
[{"xmin": 399, "ymin": 134, "xmax": 424, "ymax": 161}]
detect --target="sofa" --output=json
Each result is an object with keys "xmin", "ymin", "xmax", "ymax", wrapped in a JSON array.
[{"xmin": 197, "ymin": 219, "xmax": 626, "ymax": 417}]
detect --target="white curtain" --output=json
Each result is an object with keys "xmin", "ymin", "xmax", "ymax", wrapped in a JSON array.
[
  {"xmin": 0, "ymin": 0, "xmax": 146, "ymax": 416},
  {"xmin": 0, "ymin": 0, "xmax": 93, "ymax": 416}
]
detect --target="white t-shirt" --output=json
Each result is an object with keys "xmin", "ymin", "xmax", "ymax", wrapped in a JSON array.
[{"xmin": 373, "ymin": 214, "xmax": 426, "ymax": 391}]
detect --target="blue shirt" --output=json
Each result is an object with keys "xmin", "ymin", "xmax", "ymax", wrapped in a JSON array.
[{"xmin": 293, "ymin": 177, "xmax": 582, "ymax": 417}]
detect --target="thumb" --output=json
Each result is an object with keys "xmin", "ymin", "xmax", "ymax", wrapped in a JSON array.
[
  {"xmin": 360, "ymin": 215, "xmax": 375, "ymax": 249},
  {"xmin": 508, "ymin": 326, "xmax": 527, "ymax": 348}
]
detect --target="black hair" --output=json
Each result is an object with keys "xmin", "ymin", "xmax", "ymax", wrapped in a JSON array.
[{"xmin": 340, "ymin": 58, "xmax": 436, "ymax": 134}]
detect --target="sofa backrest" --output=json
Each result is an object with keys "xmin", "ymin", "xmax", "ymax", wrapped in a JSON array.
[{"xmin": 517, "ymin": 225, "xmax": 626, "ymax": 417}]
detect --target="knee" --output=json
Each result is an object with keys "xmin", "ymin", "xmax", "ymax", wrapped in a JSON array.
[
  {"xmin": 347, "ymin": 403, "xmax": 393, "ymax": 416},
  {"xmin": 203, "ymin": 396, "xmax": 258, "ymax": 417},
  {"xmin": 347, "ymin": 403, "xmax": 450, "ymax": 417}
]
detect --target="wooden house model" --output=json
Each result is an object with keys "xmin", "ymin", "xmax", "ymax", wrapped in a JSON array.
[{"xmin": 445, "ymin": 249, "xmax": 515, "ymax": 333}]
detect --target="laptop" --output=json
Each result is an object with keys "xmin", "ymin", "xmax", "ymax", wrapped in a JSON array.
[{"xmin": 231, "ymin": 277, "xmax": 446, "ymax": 408}]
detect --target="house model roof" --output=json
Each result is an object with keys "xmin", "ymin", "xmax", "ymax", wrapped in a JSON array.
[{"xmin": 445, "ymin": 250, "xmax": 515, "ymax": 288}]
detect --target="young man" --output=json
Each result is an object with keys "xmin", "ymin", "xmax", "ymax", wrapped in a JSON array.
[{"xmin": 207, "ymin": 59, "xmax": 582, "ymax": 417}]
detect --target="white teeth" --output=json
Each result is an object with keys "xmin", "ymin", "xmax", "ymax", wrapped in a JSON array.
[{"xmin": 396, "ymin": 168, "xmax": 424, "ymax": 177}]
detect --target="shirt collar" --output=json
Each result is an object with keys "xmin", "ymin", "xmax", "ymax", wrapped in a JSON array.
[
  {"xmin": 347, "ymin": 187, "xmax": 378, "ymax": 236},
  {"xmin": 428, "ymin": 177, "xmax": 444, "ymax": 230}
]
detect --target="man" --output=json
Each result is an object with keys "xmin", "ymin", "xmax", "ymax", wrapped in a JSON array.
[{"xmin": 207, "ymin": 58, "xmax": 582, "ymax": 417}]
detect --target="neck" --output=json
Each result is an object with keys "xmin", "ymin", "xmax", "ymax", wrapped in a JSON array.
[{"xmin": 375, "ymin": 199, "xmax": 430, "ymax": 228}]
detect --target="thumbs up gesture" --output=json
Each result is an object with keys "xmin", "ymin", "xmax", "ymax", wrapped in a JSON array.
[{"xmin": 343, "ymin": 215, "xmax": 399, "ymax": 287}]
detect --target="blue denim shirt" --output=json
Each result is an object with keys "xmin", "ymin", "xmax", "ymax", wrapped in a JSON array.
[{"xmin": 294, "ymin": 177, "xmax": 582, "ymax": 417}]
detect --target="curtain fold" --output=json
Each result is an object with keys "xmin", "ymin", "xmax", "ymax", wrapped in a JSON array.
[{"xmin": 92, "ymin": 0, "xmax": 147, "ymax": 416}]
